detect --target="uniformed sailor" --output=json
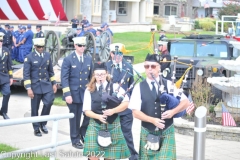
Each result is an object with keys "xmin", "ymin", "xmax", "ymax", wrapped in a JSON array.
[
  {"xmin": 158, "ymin": 41, "xmax": 171, "ymax": 80},
  {"xmin": 88, "ymin": 24, "xmax": 96, "ymax": 36},
  {"xmin": 23, "ymin": 38, "xmax": 57, "ymax": 137},
  {"xmin": 71, "ymin": 15, "xmax": 80, "ymax": 29},
  {"xmin": 106, "ymin": 43, "xmax": 138, "ymax": 160},
  {"xmin": 128, "ymin": 53, "xmax": 189, "ymax": 159},
  {"xmin": 3, "ymin": 24, "xmax": 13, "ymax": 52},
  {"xmin": 35, "ymin": 25, "xmax": 44, "ymax": 38},
  {"xmin": 95, "ymin": 29, "xmax": 103, "ymax": 61},
  {"xmin": 80, "ymin": 16, "xmax": 89, "ymax": 29},
  {"xmin": 61, "ymin": 36, "xmax": 93, "ymax": 149},
  {"xmin": 16, "ymin": 26, "xmax": 26, "ymax": 63},
  {"xmin": 0, "ymin": 32, "xmax": 13, "ymax": 120}
]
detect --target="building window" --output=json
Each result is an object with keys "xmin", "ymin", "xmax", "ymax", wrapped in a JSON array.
[
  {"xmin": 154, "ymin": 6, "xmax": 159, "ymax": 15},
  {"xmin": 118, "ymin": 1, "xmax": 127, "ymax": 15},
  {"xmin": 94, "ymin": 0, "xmax": 101, "ymax": 14},
  {"xmin": 165, "ymin": 5, "xmax": 177, "ymax": 16}
]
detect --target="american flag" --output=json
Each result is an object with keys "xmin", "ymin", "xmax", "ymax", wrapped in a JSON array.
[
  {"xmin": 222, "ymin": 103, "xmax": 236, "ymax": 126},
  {"xmin": 186, "ymin": 93, "xmax": 195, "ymax": 115},
  {"xmin": 55, "ymin": 12, "xmax": 60, "ymax": 26}
]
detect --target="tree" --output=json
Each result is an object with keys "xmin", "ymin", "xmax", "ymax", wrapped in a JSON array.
[{"xmin": 218, "ymin": 4, "xmax": 240, "ymax": 20}]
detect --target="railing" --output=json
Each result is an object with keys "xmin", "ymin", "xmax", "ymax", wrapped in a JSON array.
[{"xmin": 0, "ymin": 113, "xmax": 74, "ymax": 160}]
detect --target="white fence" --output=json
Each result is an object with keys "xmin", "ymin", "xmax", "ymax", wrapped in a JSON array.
[{"xmin": 0, "ymin": 113, "xmax": 74, "ymax": 160}]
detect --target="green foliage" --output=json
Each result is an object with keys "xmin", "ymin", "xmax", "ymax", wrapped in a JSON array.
[
  {"xmin": 199, "ymin": 21, "xmax": 216, "ymax": 31},
  {"xmin": 53, "ymin": 96, "xmax": 66, "ymax": 106},
  {"xmin": 194, "ymin": 20, "xmax": 200, "ymax": 29},
  {"xmin": 152, "ymin": 17, "xmax": 163, "ymax": 30},
  {"xmin": 218, "ymin": 4, "xmax": 240, "ymax": 19}
]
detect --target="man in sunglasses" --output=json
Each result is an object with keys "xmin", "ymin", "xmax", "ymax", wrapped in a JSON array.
[
  {"xmin": 106, "ymin": 43, "xmax": 138, "ymax": 160},
  {"xmin": 23, "ymin": 38, "xmax": 57, "ymax": 137},
  {"xmin": 61, "ymin": 36, "xmax": 93, "ymax": 149},
  {"xmin": 158, "ymin": 41, "xmax": 171, "ymax": 80},
  {"xmin": 128, "ymin": 53, "xmax": 189, "ymax": 159},
  {"xmin": 0, "ymin": 32, "xmax": 13, "ymax": 120}
]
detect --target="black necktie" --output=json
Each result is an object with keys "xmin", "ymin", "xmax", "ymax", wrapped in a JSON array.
[
  {"xmin": 80, "ymin": 56, "xmax": 83, "ymax": 67},
  {"xmin": 151, "ymin": 82, "xmax": 157, "ymax": 100}
]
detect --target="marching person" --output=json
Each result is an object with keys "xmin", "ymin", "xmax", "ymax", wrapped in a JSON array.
[
  {"xmin": 158, "ymin": 41, "xmax": 171, "ymax": 80},
  {"xmin": 35, "ymin": 25, "xmax": 44, "ymax": 38},
  {"xmin": 128, "ymin": 53, "xmax": 189, "ymax": 159},
  {"xmin": 61, "ymin": 36, "xmax": 93, "ymax": 149},
  {"xmin": 23, "ymin": 38, "xmax": 57, "ymax": 137},
  {"xmin": 106, "ymin": 44, "xmax": 138, "ymax": 160},
  {"xmin": 0, "ymin": 32, "xmax": 13, "ymax": 120},
  {"xmin": 82, "ymin": 62, "xmax": 130, "ymax": 160},
  {"xmin": 3, "ymin": 24, "xmax": 13, "ymax": 53}
]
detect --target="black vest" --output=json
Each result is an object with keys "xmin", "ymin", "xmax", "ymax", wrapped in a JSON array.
[
  {"xmin": 90, "ymin": 83, "xmax": 118, "ymax": 124},
  {"xmin": 140, "ymin": 79, "xmax": 173, "ymax": 132}
]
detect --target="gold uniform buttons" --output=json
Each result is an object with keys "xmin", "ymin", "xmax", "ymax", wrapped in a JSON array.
[
  {"xmin": 80, "ymin": 72, "xmax": 82, "ymax": 74},
  {"xmin": 80, "ymin": 85, "xmax": 82, "ymax": 87},
  {"xmin": 85, "ymin": 72, "xmax": 87, "ymax": 74},
  {"xmin": 80, "ymin": 78, "xmax": 82, "ymax": 81},
  {"xmin": 155, "ymin": 107, "xmax": 157, "ymax": 109},
  {"xmin": 39, "ymin": 73, "xmax": 41, "ymax": 75},
  {"xmin": 155, "ymin": 113, "xmax": 157, "ymax": 115}
]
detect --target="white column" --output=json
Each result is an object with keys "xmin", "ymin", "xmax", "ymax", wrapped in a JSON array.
[
  {"xmin": 131, "ymin": 2, "xmax": 139, "ymax": 23},
  {"xmin": 101, "ymin": 0, "xmax": 109, "ymax": 23},
  {"xmin": 139, "ymin": 0, "xmax": 146, "ymax": 23},
  {"xmin": 82, "ymin": 0, "xmax": 92, "ymax": 22}
]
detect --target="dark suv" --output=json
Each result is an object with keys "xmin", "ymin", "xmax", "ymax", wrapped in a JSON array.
[{"xmin": 167, "ymin": 35, "xmax": 239, "ymax": 100}]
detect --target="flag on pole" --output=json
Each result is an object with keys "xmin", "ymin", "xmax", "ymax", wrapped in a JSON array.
[
  {"xmin": 186, "ymin": 92, "xmax": 195, "ymax": 115},
  {"xmin": 55, "ymin": 12, "xmax": 60, "ymax": 26},
  {"xmin": 222, "ymin": 103, "xmax": 236, "ymax": 126}
]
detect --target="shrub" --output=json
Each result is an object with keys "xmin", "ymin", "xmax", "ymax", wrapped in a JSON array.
[
  {"xmin": 152, "ymin": 17, "xmax": 163, "ymax": 31},
  {"xmin": 199, "ymin": 21, "xmax": 215, "ymax": 31},
  {"xmin": 194, "ymin": 20, "xmax": 201, "ymax": 29}
]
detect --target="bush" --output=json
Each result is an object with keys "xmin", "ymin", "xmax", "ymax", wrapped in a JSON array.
[
  {"xmin": 218, "ymin": 4, "xmax": 240, "ymax": 19},
  {"xmin": 199, "ymin": 21, "xmax": 215, "ymax": 31},
  {"xmin": 152, "ymin": 17, "xmax": 163, "ymax": 31},
  {"xmin": 194, "ymin": 20, "xmax": 201, "ymax": 29}
]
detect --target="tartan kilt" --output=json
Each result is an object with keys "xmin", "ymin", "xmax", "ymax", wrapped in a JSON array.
[
  {"xmin": 139, "ymin": 125, "xmax": 176, "ymax": 160},
  {"xmin": 83, "ymin": 116, "xmax": 131, "ymax": 159}
]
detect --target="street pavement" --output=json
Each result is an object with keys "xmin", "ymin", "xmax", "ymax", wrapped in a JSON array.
[{"xmin": 0, "ymin": 87, "xmax": 240, "ymax": 160}]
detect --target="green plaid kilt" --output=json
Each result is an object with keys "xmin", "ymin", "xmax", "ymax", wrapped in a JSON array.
[
  {"xmin": 139, "ymin": 125, "xmax": 176, "ymax": 160},
  {"xmin": 83, "ymin": 116, "xmax": 130, "ymax": 159}
]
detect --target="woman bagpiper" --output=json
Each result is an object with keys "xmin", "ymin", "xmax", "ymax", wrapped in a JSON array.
[{"xmin": 82, "ymin": 62, "xmax": 131, "ymax": 160}]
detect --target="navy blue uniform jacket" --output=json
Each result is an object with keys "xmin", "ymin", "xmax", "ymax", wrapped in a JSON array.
[
  {"xmin": 61, "ymin": 52, "xmax": 93, "ymax": 103},
  {"xmin": 0, "ymin": 47, "xmax": 13, "ymax": 85},
  {"xmin": 23, "ymin": 51, "xmax": 56, "ymax": 94}
]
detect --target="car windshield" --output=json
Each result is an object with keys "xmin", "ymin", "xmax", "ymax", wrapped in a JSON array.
[
  {"xmin": 170, "ymin": 42, "xmax": 194, "ymax": 57},
  {"xmin": 196, "ymin": 41, "xmax": 228, "ymax": 58}
]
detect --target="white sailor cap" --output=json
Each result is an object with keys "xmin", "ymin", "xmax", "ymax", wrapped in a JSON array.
[
  {"xmin": 110, "ymin": 43, "xmax": 125, "ymax": 52},
  {"xmin": 72, "ymin": 37, "xmax": 86, "ymax": 45},
  {"xmin": 33, "ymin": 38, "xmax": 45, "ymax": 46}
]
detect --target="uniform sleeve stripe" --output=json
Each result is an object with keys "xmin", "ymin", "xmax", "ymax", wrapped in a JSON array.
[
  {"xmin": 24, "ymin": 80, "xmax": 31, "ymax": 85},
  {"xmin": 62, "ymin": 87, "xmax": 70, "ymax": 93},
  {"xmin": 50, "ymin": 76, "xmax": 55, "ymax": 81},
  {"xmin": 8, "ymin": 70, "xmax": 12, "ymax": 75}
]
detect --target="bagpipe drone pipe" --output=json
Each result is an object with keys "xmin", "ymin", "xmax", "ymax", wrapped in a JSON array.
[{"xmin": 151, "ymin": 57, "xmax": 193, "ymax": 118}]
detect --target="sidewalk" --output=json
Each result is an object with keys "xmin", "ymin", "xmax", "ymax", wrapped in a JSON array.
[{"xmin": 0, "ymin": 90, "xmax": 240, "ymax": 160}]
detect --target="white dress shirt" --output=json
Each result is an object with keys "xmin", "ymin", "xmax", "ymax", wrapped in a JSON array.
[
  {"xmin": 76, "ymin": 52, "xmax": 83, "ymax": 62},
  {"xmin": 35, "ymin": 49, "xmax": 44, "ymax": 57},
  {"xmin": 83, "ymin": 81, "xmax": 129, "ymax": 111},
  {"xmin": 128, "ymin": 77, "xmax": 187, "ymax": 110}
]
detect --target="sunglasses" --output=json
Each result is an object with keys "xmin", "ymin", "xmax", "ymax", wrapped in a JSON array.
[
  {"xmin": 95, "ymin": 73, "xmax": 106, "ymax": 77},
  {"xmin": 144, "ymin": 64, "xmax": 159, "ymax": 69},
  {"xmin": 0, "ymin": 40, "xmax": 3, "ymax": 42},
  {"xmin": 36, "ymin": 46, "xmax": 44, "ymax": 48},
  {"xmin": 77, "ymin": 44, "xmax": 86, "ymax": 47}
]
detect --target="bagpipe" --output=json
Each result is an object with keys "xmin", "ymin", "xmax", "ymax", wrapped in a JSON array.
[{"xmin": 150, "ymin": 57, "xmax": 194, "ymax": 118}]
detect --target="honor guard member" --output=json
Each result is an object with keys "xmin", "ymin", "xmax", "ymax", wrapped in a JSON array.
[
  {"xmin": 106, "ymin": 43, "xmax": 138, "ymax": 160},
  {"xmin": 0, "ymin": 32, "xmax": 13, "ymax": 120},
  {"xmin": 159, "ymin": 30, "xmax": 166, "ymax": 41},
  {"xmin": 3, "ymin": 24, "xmax": 13, "ymax": 52},
  {"xmin": 158, "ymin": 41, "xmax": 171, "ymax": 80},
  {"xmin": 71, "ymin": 15, "xmax": 80, "ymax": 29},
  {"xmin": 95, "ymin": 29, "xmax": 103, "ymax": 61},
  {"xmin": 35, "ymin": 25, "xmax": 44, "ymax": 38},
  {"xmin": 88, "ymin": 24, "xmax": 96, "ymax": 36},
  {"xmin": 23, "ymin": 38, "xmax": 57, "ymax": 137},
  {"xmin": 80, "ymin": 15, "xmax": 89, "ymax": 29},
  {"xmin": 61, "ymin": 36, "xmax": 93, "ymax": 149},
  {"xmin": 129, "ymin": 53, "xmax": 189, "ymax": 159},
  {"xmin": 16, "ymin": 26, "xmax": 26, "ymax": 63}
]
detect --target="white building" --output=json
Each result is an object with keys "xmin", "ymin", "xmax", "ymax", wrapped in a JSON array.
[{"xmin": 61, "ymin": 0, "xmax": 154, "ymax": 23}]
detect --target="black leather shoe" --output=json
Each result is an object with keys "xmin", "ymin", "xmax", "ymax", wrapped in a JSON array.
[
  {"xmin": 40, "ymin": 125, "xmax": 48, "ymax": 134},
  {"xmin": 72, "ymin": 142, "xmax": 83, "ymax": 149},
  {"xmin": 1, "ymin": 113, "xmax": 10, "ymax": 119},
  {"xmin": 34, "ymin": 129, "xmax": 42, "ymax": 137},
  {"xmin": 80, "ymin": 135, "xmax": 84, "ymax": 144}
]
